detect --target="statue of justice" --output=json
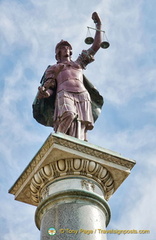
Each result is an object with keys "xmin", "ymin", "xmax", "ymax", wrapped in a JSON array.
[{"xmin": 33, "ymin": 12, "xmax": 106, "ymax": 141}]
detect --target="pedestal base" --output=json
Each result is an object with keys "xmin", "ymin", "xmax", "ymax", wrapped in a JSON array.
[{"xmin": 9, "ymin": 133, "xmax": 136, "ymax": 240}]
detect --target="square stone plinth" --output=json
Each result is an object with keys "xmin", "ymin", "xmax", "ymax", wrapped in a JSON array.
[{"xmin": 9, "ymin": 133, "xmax": 135, "ymax": 206}]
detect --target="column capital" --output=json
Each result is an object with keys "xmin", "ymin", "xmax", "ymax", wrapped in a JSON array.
[{"xmin": 9, "ymin": 133, "xmax": 135, "ymax": 206}]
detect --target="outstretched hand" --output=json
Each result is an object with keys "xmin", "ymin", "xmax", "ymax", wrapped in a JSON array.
[{"xmin": 92, "ymin": 12, "xmax": 102, "ymax": 25}]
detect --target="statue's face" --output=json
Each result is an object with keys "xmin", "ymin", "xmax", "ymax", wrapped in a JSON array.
[{"xmin": 59, "ymin": 45, "xmax": 71, "ymax": 57}]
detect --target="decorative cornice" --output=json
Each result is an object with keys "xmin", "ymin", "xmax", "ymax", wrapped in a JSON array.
[
  {"xmin": 30, "ymin": 158, "xmax": 114, "ymax": 203},
  {"xmin": 49, "ymin": 133, "xmax": 135, "ymax": 169},
  {"xmin": 9, "ymin": 133, "xmax": 135, "ymax": 206}
]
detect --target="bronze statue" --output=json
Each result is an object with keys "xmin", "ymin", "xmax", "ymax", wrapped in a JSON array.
[{"xmin": 33, "ymin": 12, "xmax": 104, "ymax": 141}]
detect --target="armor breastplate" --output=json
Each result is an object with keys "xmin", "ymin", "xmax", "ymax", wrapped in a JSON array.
[{"xmin": 56, "ymin": 62, "xmax": 86, "ymax": 93}]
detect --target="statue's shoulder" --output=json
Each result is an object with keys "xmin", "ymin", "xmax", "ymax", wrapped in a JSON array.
[{"xmin": 40, "ymin": 64, "xmax": 58, "ymax": 84}]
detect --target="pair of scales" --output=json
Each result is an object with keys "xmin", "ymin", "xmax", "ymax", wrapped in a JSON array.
[{"xmin": 85, "ymin": 26, "xmax": 110, "ymax": 49}]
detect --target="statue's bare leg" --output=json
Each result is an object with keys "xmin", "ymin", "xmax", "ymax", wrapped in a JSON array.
[
  {"xmin": 78, "ymin": 123, "xmax": 87, "ymax": 141},
  {"xmin": 55, "ymin": 111, "xmax": 77, "ymax": 134},
  {"xmin": 54, "ymin": 112, "xmax": 88, "ymax": 141}
]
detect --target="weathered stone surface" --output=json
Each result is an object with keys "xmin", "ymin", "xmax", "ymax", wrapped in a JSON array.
[
  {"xmin": 37, "ymin": 191, "xmax": 110, "ymax": 240},
  {"xmin": 9, "ymin": 132, "xmax": 135, "ymax": 206}
]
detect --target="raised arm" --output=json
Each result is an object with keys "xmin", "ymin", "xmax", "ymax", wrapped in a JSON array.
[{"xmin": 89, "ymin": 12, "xmax": 102, "ymax": 54}]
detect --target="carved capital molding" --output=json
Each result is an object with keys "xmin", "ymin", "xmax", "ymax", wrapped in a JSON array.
[
  {"xmin": 9, "ymin": 133, "xmax": 135, "ymax": 206},
  {"xmin": 30, "ymin": 158, "xmax": 114, "ymax": 203},
  {"xmin": 51, "ymin": 134, "xmax": 135, "ymax": 169}
]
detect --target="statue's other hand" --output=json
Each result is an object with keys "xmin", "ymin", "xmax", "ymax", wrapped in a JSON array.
[
  {"xmin": 37, "ymin": 86, "xmax": 51, "ymax": 99},
  {"xmin": 92, "ymin": 12, "xmax": 101, "ymax": 25},
  {"xmin": 38, "ymin": 86, "xmax": 45, "ymax": 93}
]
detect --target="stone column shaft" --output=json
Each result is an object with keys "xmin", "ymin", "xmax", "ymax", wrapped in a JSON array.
[{"xmin": 35, "ymin": 178, "xmax": 110, "ymax": 240}]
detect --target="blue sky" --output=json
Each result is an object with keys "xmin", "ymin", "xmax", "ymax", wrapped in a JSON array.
[{"xmin": 0, "ymin": 0, "xmax": 156, "ymax": 239}]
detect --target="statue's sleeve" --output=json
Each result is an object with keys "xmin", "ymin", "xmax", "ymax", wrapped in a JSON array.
[{"xmin": 76, "ymin": 48, "xmax": 95, "ymax": 69}]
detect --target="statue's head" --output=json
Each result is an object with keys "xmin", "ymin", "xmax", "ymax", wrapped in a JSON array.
[{"xmin": 55, "ymin": 40, "xmax": 72, "ymax": 62}]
